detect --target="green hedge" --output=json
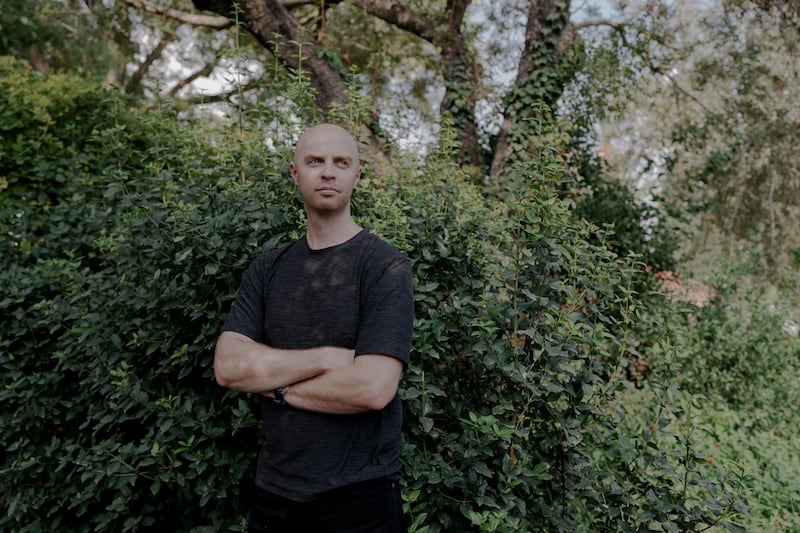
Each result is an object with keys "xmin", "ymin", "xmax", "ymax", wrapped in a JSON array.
[{"xmin": 1, "ymin": 57, "xmax": 745, "ymax": 532}]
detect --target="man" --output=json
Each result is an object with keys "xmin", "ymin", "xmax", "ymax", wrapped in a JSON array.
[{"xmin": 214, "ymin": 123, "xmax": 414, "ymax": 532}]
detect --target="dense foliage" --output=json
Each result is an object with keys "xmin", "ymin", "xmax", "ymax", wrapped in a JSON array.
[
  {"xmin": 2, "ymin": 56, "xmax": 798, "ymax": 532},
  {"xmin": 578, "ymin": 0, "xmax": 800, "ymax": 273}
]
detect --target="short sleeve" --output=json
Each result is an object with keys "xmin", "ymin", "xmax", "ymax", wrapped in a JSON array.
[
  {"xmin": 221, "ymin": 256, "xmax": 269, "ymax": 342},
  {"xmin": 354, "ymin": 256, "xmax": 414, "ymax": 367}
]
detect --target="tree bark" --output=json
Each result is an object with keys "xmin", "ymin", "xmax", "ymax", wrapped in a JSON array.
[
  {"xmin": 490, "ymin": 0, "xmax": 576, "ymax": 178},
  {"xmin": 194, "ymin": 0, "xmax": 349, "ymax": 113},
  {"xmin": 436, "ymin": 0, "xmax": 482, "ymax": 171},
  {"xmin": 193, "ymin": 0, "xmax": 484, "ymax": 173},
  {"xmin": 192, "ymin": 0, "xmax": 392, "ymax": 170}
]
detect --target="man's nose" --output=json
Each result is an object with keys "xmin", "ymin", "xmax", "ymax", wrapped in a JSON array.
[{"xmin": 322, "ymin": 161, "xmax": 336, "ymax": 178}]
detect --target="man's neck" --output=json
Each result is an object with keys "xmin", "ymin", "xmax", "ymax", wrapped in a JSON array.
[{"xmin": 305, "ymin": 211, "xmax": 362, "ymax": 250}]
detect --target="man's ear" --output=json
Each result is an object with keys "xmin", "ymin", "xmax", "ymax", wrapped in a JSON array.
[{"xmin": 289, "ymin": 162, "xmax": 299, "ymax": 186}]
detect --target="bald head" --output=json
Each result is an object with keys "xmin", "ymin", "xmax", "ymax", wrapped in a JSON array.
[{"xmin": 294, "ymin": 124, "xmax": 360, "ymax": 167}]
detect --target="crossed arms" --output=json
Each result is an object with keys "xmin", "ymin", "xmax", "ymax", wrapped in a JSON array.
[{"xmin": 213, "ymin": 331, "xmax": 403, "ymax": 414}]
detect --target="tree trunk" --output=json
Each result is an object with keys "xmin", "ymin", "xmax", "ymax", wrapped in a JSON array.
[
  {"xmin": 350, "ymin": 0, "xmax": 483, "ymax": 171},
  {"xmin": 436, "ymin": 0, "xmax": 482, "ymax": 172},
  {"xmin": 192, "ymin": 0, "xmax": 392, "ymax": 170},
  {"xmin": 490, "ymin": 0, "xmax": 577, "ymax": 178},
  {"xmin": 193, "ymin": 0, "xmax": 348, "ymax": 113}
]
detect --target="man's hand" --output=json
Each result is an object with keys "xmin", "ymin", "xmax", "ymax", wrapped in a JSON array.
[{"xmin": 213, "ymin": 331, "xmax": 354, "ymax": 393}]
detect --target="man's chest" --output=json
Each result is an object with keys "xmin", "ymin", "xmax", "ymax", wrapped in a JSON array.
[{"xmin": 262, "ymin": 255, "xmax": 362, "ymax": 348}]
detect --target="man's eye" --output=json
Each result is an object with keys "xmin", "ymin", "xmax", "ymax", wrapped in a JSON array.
[{"xmin": 337, "ymin": 161, "xmax": 349, "ymax": 168}]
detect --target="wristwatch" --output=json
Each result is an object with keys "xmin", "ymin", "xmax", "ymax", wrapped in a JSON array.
[{"xmin": 272, "ymin": 385, "xmax": 289, "ymax": 406}]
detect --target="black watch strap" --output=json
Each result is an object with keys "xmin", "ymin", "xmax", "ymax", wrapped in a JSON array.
[{"xmin": 273, "ymin": 385, "xmax": 289, "ymax": 406}]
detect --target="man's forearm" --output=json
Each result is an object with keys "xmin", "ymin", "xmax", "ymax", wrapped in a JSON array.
[
  {"xmin": 214, "ymin": 331, "xmax": 354, "ymax": 393},
  {"xmin": 269, "ymin": 354, "xmax": 403, "ymax": 414}
]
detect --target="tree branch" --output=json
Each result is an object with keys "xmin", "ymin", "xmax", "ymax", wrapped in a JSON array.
[
  {"xmin": 572, "ymin": 18, "xmax": 626, "ymax": 31},
  {"xmin": 659, "ymin": 69, "xmax": 719, "ymax": 118},
  {"xmin": 120, "ymin": 0, "xmax": 232, "ymax": 29},
  {"xmin": 163, "ymin": 61, "xmax": 219, "ymax": 98},
  {"xmin": 181, "ymin": 77, "xmax": 265, "ymax": 106},
  {"xmin": 572, "ymin": 18, "xmax": 634, "ymax": 49},
  {"xmin": 573, "ymin": 17, "xmax": 720, "ymax": 118},
  {"xmin": 125, "ymin": 34, "xmax": 170, "ymax": 94},
  {"xmin": 350, "ymin": 0, "xmax": 437, "ymax": 41}
]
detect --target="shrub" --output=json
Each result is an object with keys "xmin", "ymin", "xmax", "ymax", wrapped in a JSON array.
[
  {"xmin": 668, "ymin": 256, "xmax": 800, "ymax": 422},
  {"xmin": 387, "ymin": 138, "xmax": 745, "ymax": 530}
]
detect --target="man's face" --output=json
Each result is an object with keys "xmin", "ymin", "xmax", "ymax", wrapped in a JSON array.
[{"xmin": 290, "ymin": 125, "xmax": 361, "ymax": 216}]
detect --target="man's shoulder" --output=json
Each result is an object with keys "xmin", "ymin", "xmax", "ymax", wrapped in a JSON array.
[
  {"xmin": 358, "ymin": 232, "xmax": 412, "ymax": 288},
  {"xmin": 360, "ymin": 231, "xmax": 407, "ymax": 262},
  {"xmin": 249, "ymin": 238, "xmax": 303, "ymax": 270}
]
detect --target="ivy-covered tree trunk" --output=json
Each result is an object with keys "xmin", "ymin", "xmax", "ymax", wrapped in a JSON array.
[
  {"xmin": 348, "ymin": 0, "xmax": 483, "ymax": 170},
  {"xmin": 434, "ymin": 0, "xmax": 482, "ymax": 171},
  {"xmin": 490, "ymin": 0, "xmax": 582, "ymax": 178}
]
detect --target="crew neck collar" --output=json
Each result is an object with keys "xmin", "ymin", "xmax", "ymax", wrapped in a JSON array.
[{"xmin": 303, "ymin": 228, "xmax": 367, "ymax": 252}]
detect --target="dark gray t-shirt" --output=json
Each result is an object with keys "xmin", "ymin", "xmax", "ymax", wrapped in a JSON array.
[{"xmin": 222, "ymin": 230, "xmax": 414, "ymax": 501}]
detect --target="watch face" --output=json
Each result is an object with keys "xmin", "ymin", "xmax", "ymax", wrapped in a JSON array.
[{"xmin": 273, "ymin": 386, "xmax": 288, "ymax": 405}]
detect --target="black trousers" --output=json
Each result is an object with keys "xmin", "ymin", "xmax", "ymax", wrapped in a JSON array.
[{"xmin": 248, "ymin": 477, "xmax": 407, "ymax": 533}]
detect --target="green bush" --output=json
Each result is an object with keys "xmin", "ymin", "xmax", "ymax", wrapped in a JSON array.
[
  {"xmin": 0, "ymin": 56, "xmax": 128, "ymax": 195},
  {"xmin": 669, "ymin": 258, "xmax": 800, "ymax": 422},
  {"xmin": 562, "ymin": 116, "xmax": 678, "ymax": 273},
  {"xmin": 1, "ymin": 58, "xmax": 747, "ymax": 532},
  {"xmin": 393, "ymin": 158, "xmax": 746, "ymax": 531},
  {"xmin": 698, "ymin": 402, "xmax": 800, "ymax": 531},
  {"xmin": 655, "ymin": 257, "xmax": 800, "ymax": 532}
]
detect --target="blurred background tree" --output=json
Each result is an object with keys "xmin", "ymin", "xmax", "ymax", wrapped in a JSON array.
[{"xmin": 576, "ymin": 0, "xmax": 799, "ymax": 274}]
